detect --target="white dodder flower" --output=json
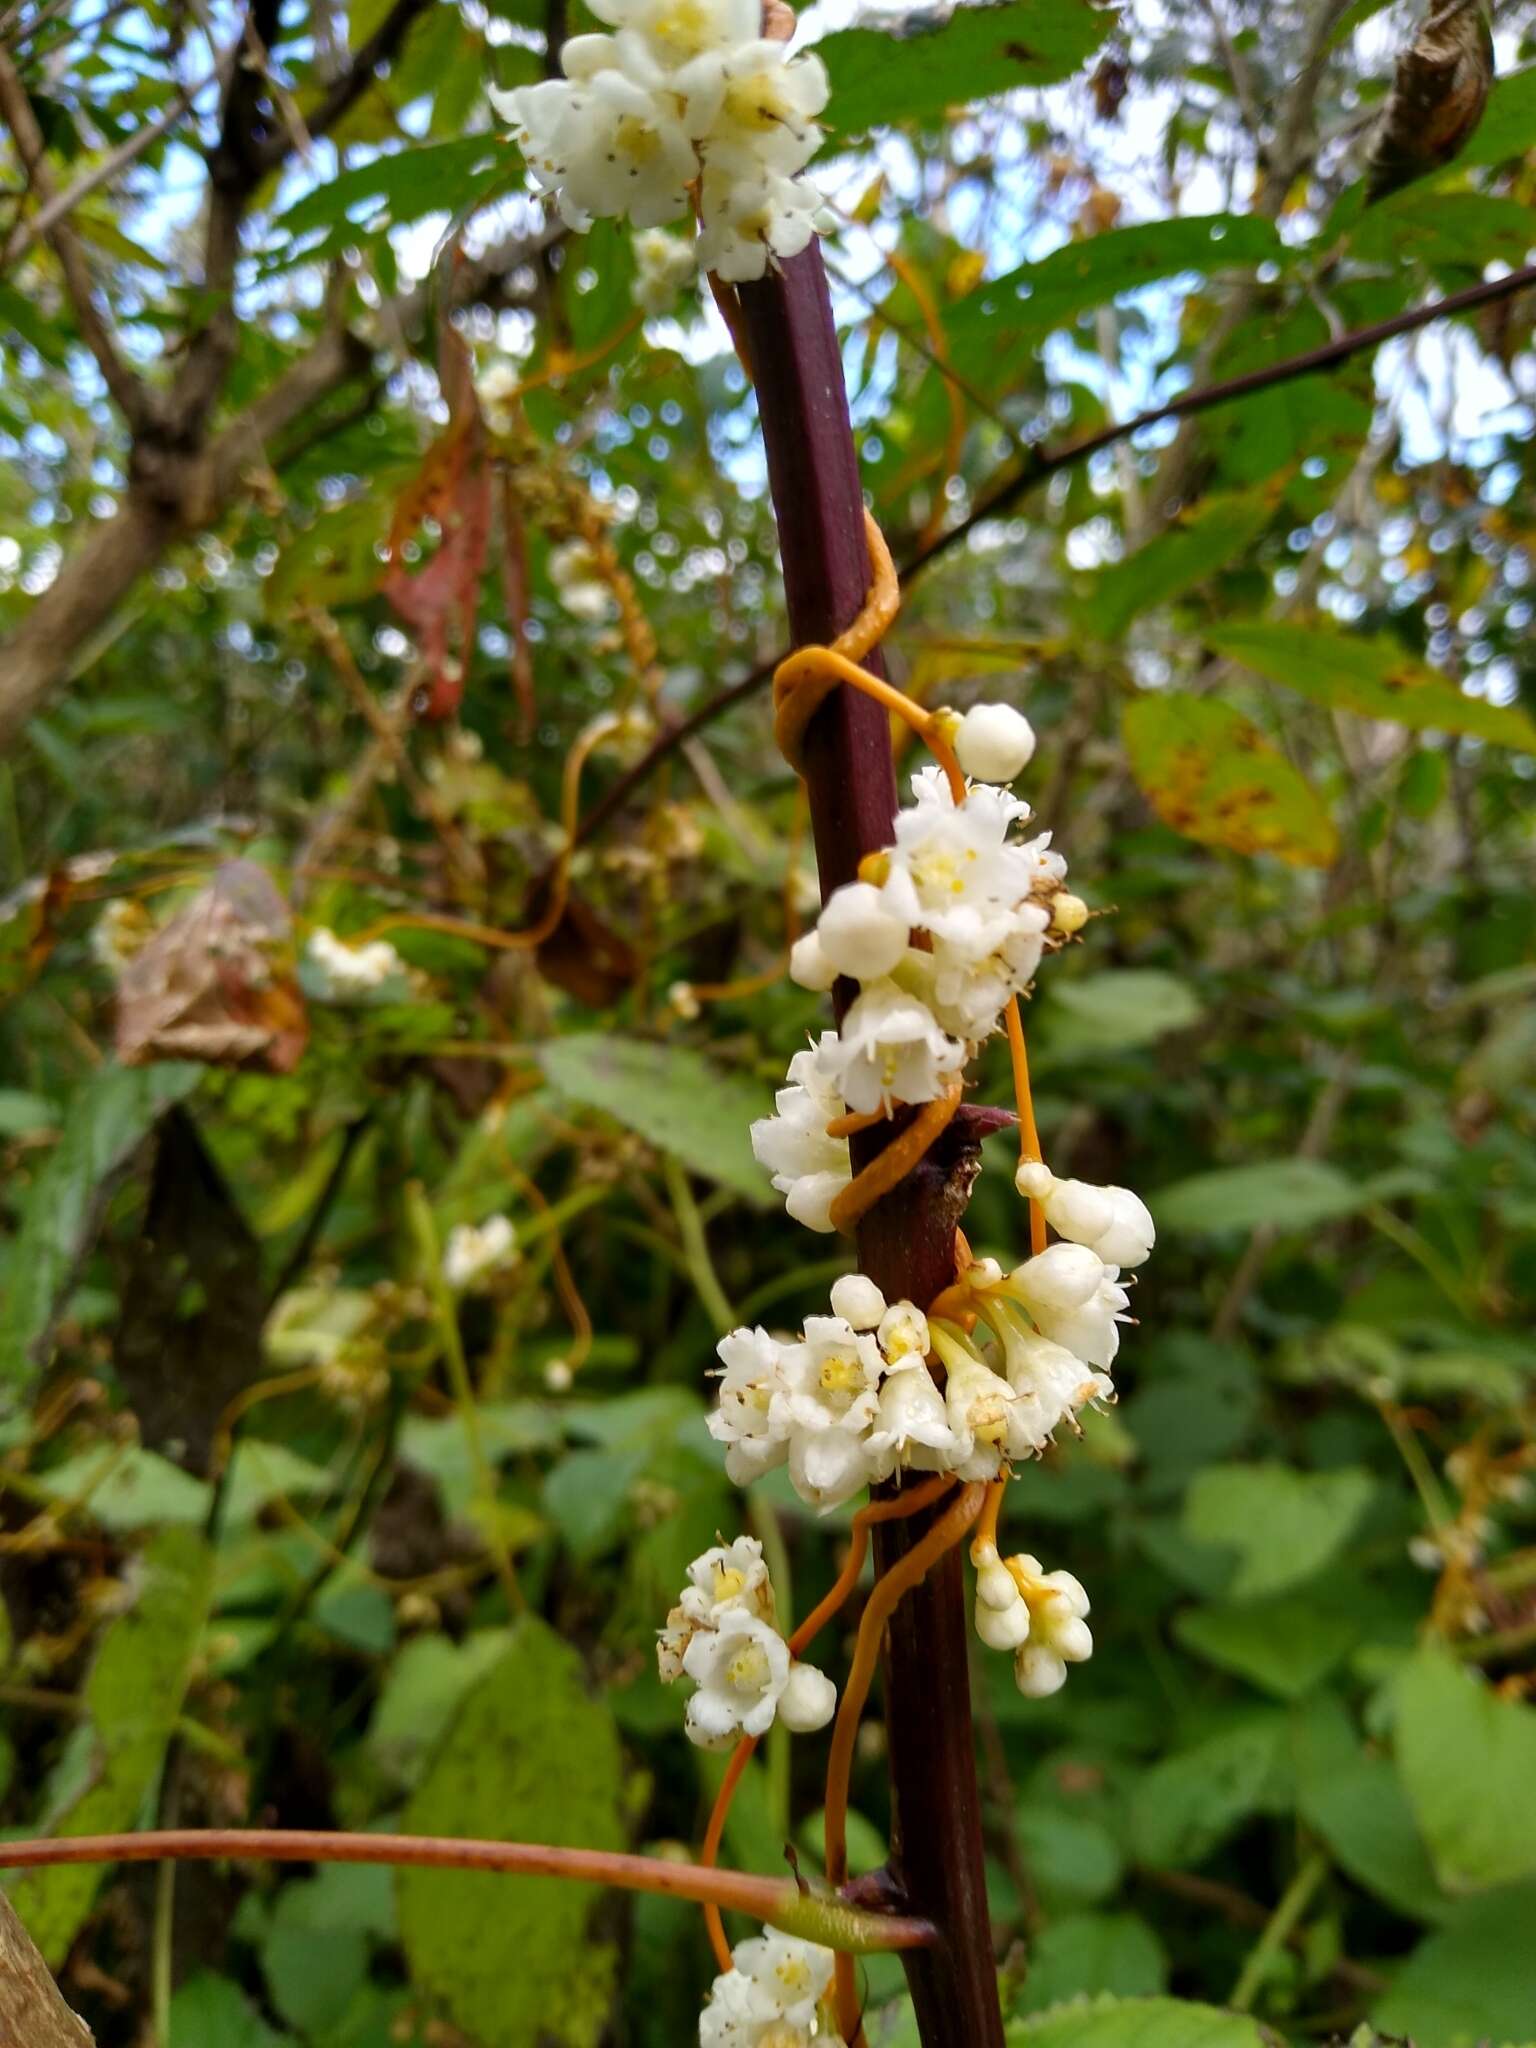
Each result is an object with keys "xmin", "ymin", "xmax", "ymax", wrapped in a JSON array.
[
  {"xmin": 815, "ymin": 980, "xmax": 965, "ymax": 1116},
  {"xmin": 305, "ymin": 927, "xmax": 405, "ymax": 1003},
  {"xmin": 547, "ymin": 539, "xmax": 613, "ymax": 622},
  {"xmin": 90, "ymin": 897, "xmax": 150, "ymax": 973},
  {"xmin": 749, "ymin": 1038, "xmax": 851, "ymax": 1233},
  {"xmin": 633, "ymin": 225, "xmax": 698, "ymax": 312},
  {"xmin": 1009, "ymin": 1242, "xmax": 1130, "ymax": 1371},
  {"xmin": 1010, "ymin": 1555, "xmax": 1093, "ymax": 1698},
  {"xmin": 673, "ymin": 1605, "xmax": 835, "ymax": 1750},
  {"xmin": 700, "ymin": 1928, "xmax": 843, "ymax": 2047},
  {"xmin": 442, "ymin": 1214, "xmax": 517, "ymax": 1291}
]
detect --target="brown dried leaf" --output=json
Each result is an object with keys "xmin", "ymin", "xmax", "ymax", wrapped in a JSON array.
[
  {"xmin": 1366, "ymin": 0, "xmax": 1495, "ymax": 203},
  {"xmin": 114, "ymin": 861, "xmax": 309, "ymax": 1073}
]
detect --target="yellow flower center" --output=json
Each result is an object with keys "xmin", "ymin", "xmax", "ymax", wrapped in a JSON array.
[
  {"xmin": 726, "ymin": 1642, "xmax": 772, "ymax": 1693},
  {"xmin": 819, "ymin": 1352, "xmax": 865, "ymax": 1397},
  {"xmin": 712, "ymin": 1565, "xmax": 746, "ymax": 1603}
]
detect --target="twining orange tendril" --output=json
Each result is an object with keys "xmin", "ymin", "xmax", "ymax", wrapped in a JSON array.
[
  {"xmin": 970, "ymin": 1478, "xmax": 1006, "ymax": 1562},
  {"xmin": 349, "ymin": 710, "xmax": 612, "ymax": 955},
  {"xmin": 1005, "ymin": 994, "xmax": 1047, "ymax": 1258},
  {"xmin": 826, "ymin": 1083, "xmax": 964, "ymax": 1236},
  {"xmin": 884, "ymin": 247, "xmax": 967, "ymax": 554},
  {"xmin": 824, "ymin": 1481, "xmax": 987, "ymax": 2038},
  {"xmin": 825, "ymin": 1106, "xmax": 890, "ymax": 1141},
  {"xmin": 697, "ymin": 1474, "xmax": 959, "ymax": 1971}
]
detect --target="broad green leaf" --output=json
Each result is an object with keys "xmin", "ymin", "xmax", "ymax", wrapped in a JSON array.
[
  {"xmin": 269, "ymin": 137, "xmax": 506, "ymax": 248},
  {"xmin": 819, "ymin": 0, "xmax": 1107, "ymax": 143},
  {"xmin": 1040, "ymin": 970, "xmax": 1202, "ymax": 1054},
  {"xmin": 1347, "ymin": 190, "xmax": 1536, "ymax": 271},
  {"xmin": 263, "ymin": 492, "xmax": 393, "ymax": 620},
  {"xmin": 944, "ymin": 217, "xmax": 1284, "ymax": 386},
  {"xmin": 0, "ymin": 1060, "xmax": 200, "ymax": 1388},
  {"xmin": 29, "ymin": 1444, "xmax": 210, "ymax": 1531},
  {"xmin": 1460, "ymin": 63, "xmax": 1536, "ymax": 165},
  {"xmin": 1182, "ymin": 1463, "xmax": 1374, "ymax": 1600},
  {"xmin": 1090, "ymin": 493, "xmax": 1275, "ymax": 643},
  {"xmin": 255, "ymin": 1867, "xmax": 392, "ymax": 2036},
  {"xmin": 1129, "ymin": 1715, "xmax": 1288, "ymax": 1869},
  {"xmin": 11, "ymin": 1526, "xmax": 212, "ymax": 1963},
  {"xmin": 538, "ymin": 1034, "xmax": 772, "ymax": 1201},
  {"xmin": 1014, "ymin": 1809, "xmax": 1125, "ymax": 1909},
  {"xmin": 0, "ymin": 1088, "xmax": 58, "ymax": 1136},
  {"xmin": 1123, "ymin": 693, "xmax": 1338, "ymax": 867},
  {"xmin": 1374, "ymin": 1887, "xmax": 1536, "ymax": 2046},
  {"xmin": 367, "ymin": 1629, "xmax": 515, "ymax": 1789},
  {"xmin": 1293, "ymin": 1695, "xmax": 1450, "ymax": 1924},
  {"xmin": 398, "ymin": 1617, "xmax": 626, "ymax": 2048},
  {"xmin": 1209, "ymin": 622, "xmax": 1536, "ymax": 751},
  {"xmin": 1006, "ymin": 1995, "xmax": 1272, "ymax": 2045},
  {"xmin": 1013, "ymin": 1912, "xmax": 1166, "ymax": 2014},
  {"xmin": 1150, "ymin": 1158, "xmax": 1370, "ymax": 1233},
  {"xmin": 1175, "ymin": 1592, "xmax": 1361, "ymax": 1699},
  {"xmin": 1396, "ymin": 1645, "xmax": 1536, "ymax": 1892},
  {"xmin": 169, "ymin": 1971, "xmax": 295, "ymax": 2048}
]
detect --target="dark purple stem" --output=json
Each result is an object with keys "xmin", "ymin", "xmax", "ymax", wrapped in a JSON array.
[{"xmin": 735, "ymin": 248, "xmax": 1005, "ymax": 2048}]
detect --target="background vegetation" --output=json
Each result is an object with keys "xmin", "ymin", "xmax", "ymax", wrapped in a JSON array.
[{"xmin": 1, "ymin": 0, "xmax": 1535, "ymax": 2042}]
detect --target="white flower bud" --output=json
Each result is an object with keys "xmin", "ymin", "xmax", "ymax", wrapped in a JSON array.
[
  {"xmin": 816, "ymin": 880, "xmax": 911, "ymax": 982},
  {"xmin": 976, "ymin": 1559, "xmax": 1020, "ymax": 1611},
  {"xmin": 1013, "ymin": 1242, "xmax": 1106, "ymax": 1312},
  {"xmin": 1041, "ymin": 1178, "xmax": 1115, "ymax": 1246},
  {"xmin": 1014, "ymin": 1160, "xmax": 1054, "ymax": 1203},
  {"xmin": 829, "ymin": 1273, "xmax": 886, "ymax": 1330},
  {"xmin": 779, "ymin": 1661, "xmax": 837, "ymax": 1733},
  {"xmin": 953, "ymin": 702, "xmax": 1036, "ymax": 783},
  {"xmin": 783, "ymin": 1171, "xmax": 845, "ymax": 1234},
  {"xmin": 976, "ymin": 1596, "xmax": 1032, "ymax": 1651},
  {"xmin": 789, "ymin": 929, "xmax": 838, "ymax": 992},
  {"xmin": 1051, "ymin": 892, "xmax": 1090, "ymax": 935},
  {"xmin": 1014, "ymin": 1644, "xmax": 1068, "ymax": 1698}
]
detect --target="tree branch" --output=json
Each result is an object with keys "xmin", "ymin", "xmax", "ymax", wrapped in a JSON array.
[
  {"xmin": 0, "ymin": 48, "xmax": 152, "ymax": 425},
  {"xmin": 569, "ymin": 254, "xmax": 1536, "ymax": 847},
  {"xmin": 0, "ymin": 1891, "xmax": 93, "ymax": 2048},
  {"xmin": 265, "ymin": 0, "xmax": 435, "ymax": 163}
]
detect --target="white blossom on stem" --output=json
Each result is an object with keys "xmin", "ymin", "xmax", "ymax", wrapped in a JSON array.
[
  {"xmin": 1015, "ymin": 1161, "xmax": 1155, "ymax": 1269},
  {"xmin": 699, "ymin": 1929, "xmax": 843, "ymax": 2047},
  {"xmin": 750, "ymin": 1038, "xmax": 851, "ymax": 1233}
]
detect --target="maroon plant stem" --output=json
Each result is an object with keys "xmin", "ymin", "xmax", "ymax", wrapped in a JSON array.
[{"xmin": 735, "ymin": 248, "xmax": 1005, "ymax": 2048}]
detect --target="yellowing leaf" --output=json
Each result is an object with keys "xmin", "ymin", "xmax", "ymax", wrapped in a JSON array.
[
  {"xmin": 1208, "ymin": 621, "xmax": 1536, "ymax": 750},
  {"xmin": 1123, "ymin": 693, "xmax": 1338, "ymax": 867}
]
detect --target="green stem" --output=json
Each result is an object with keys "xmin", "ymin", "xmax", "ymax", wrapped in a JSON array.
[
  {"xmin": 405, "ymin": 1182, "xmax": 524, "ymax": 1615},
  {"xmin": 663, "ymin": 1155, "xmax": 735, "ymax": 1334},
  {"xmin": 151, "ymin": 1857, "xmax": 175, "ymax": 2046},
  {"xmin": 1230, "ymin": 1849, "xmax": 1328, "ymax": 2013},
  {"xmin": 748, "ymin": 1495, "xmax": 795, "ymax": 1837}
]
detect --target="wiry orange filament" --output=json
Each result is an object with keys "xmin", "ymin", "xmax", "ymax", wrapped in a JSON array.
[
  {"xmin": 1005, "ymin": 995, "xmax": 1047, "ymax": 1257},
  {"xmin": 697, "ymin": 1474, "xmax": 958, "ymax": 1972},
  {"xmin": 824, "ymin": 1482, "xmax": 987, "ymax": 2038},
  {"xmin": 827, "ymin": 1083, "xmax": 964, "ymax": 1236}
]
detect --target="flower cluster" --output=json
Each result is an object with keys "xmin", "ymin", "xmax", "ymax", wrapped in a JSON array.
[
  {"xmin": 971, "ymin": 1539, "xmax": 1093, "ymax": 1699},
  {"xmin": 779, "ymin": 755, "xmax": 1081, "ymax": 1144},
  {"xmin": 657, "ymin": 1536, "xmax": 836, "ymax": 1749},
  {"xmin": 700, "ymin": 1930, "xmax": 844, "ymax": 2048},
  {"xmin": 490, "ymin": 0, "xmax": 830, "ymax": 284},
  {"xmin": 708, "ymin": 1276, "xmax": 960, "ymax": 1511},
  {"xmin": 442, "ymin": 1214, "xmax": 518, "ymax": 1292},
  {"xmin": 749, "ymin": 1035, "xmax": 851, "ymax": 1234},
  {"xmin": 303, "ymin": 927, "xmax": 405, "ymax": 1004}
]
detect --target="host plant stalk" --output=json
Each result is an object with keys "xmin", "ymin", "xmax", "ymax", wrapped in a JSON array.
[{"xmin": 735, "ymin": 247, "xmax": 1007, "ymax": 2047}]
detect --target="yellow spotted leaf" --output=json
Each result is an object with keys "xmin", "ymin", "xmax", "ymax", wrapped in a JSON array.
[{"xmin": 1123, "ymin": 693, "xmax": 1339, "ymax": 868}]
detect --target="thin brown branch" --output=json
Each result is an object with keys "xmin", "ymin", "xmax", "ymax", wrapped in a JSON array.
[
  {"xmin": 569, "ymin": 253, "xmax": 1536, "ymax": 847},
  {"xmin": 0, "ymin": 1830, "xmax": 938, "ymax": 1952},
  {"xmin": 0, "ymin": 47, "xmax": 152, "ymax": 424},
  {"xmin": 0, "ymin": 66, "xmax": 215, "ymax": 270},
  {"xmin": 267, "ymin": 0, "xmax": 434, "ymax": 162}
]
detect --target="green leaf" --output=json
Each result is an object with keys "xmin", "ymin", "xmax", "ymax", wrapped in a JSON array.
[
  {"xmin": 1013, "ymin": 1913, "xmax": 1167, "ymax": 2014},
  {"xmin": 819, "ymin": 0, "xmax": 1108, "ymax": 142},
  {"xmin": 1182, "ymin": 1463, "xmax": 1374, "ymax": 1599},
  {"xmin": 1150, "ymin": 1158, "xmax": 1373, "ymax": 1234},
  {"xmin": 1208, "ymin": 622, "xmax": 1536, "ymax": 752},
  {"xmin": 538, "ymin": 1034, "xmax": 772, "ymax": 1201},
  {"xmin": 398, "ymin": 1617, "xmax": 626, "ymax": 2048},
  {"xmin": 944, "ymin": 217, "xmax": 1284, "ymax": 388},
  {"xmin": 367, "ymin": 1630, "xmax": 515, "ymax": 1790},
  {"xmin": 10, "ymin": 1525, "xmax": 212, "ymax": 1964},
  {"xmin": 1006, "ymin": 1995, "xmax": 1273, "ymax": 2045},
  {"xmin": 0, "ymin": 1088, "xmax": 58, "ymax": 1136},
  {"xmin": 1293, "ymin": 1695, "xmax": 1450, "ymax": 1924},
  {"xmin": 1014, "ymin": 1809, "xmax": 1125, "ymax": 1909},
  {"xmin": 0, "ymin": 1060, "xmax": 200, "ymax": 1389},
  {"xmin": 1090, "ymin": 493, "xmax": 1275, "ymax": 643},
  {"xmin": 1460, "ymin": 63, "xmax": 1536, "ymax": 166},
  {"xmin": 1040, "ymin": 970, "xmax": 1203, "ymax": 1054},
  {"xmin": 169, "ymin": 1971, "xmax": 295, "ymax": 2048},
  {"xmin": 29, "ymin": 1444, "xmax": 210, "ymax": 1531},
  {"xmin": 1175, "ymin": 1591, "xmax": 1361, "ymax": 1699},
  {"xmin": 1374, "ymin": 1887, "xmax": 1536, "ymax": 2047},
  {"xmin": 269, "ymin": 137, "xmax": 506, "ymax": 248},
  {"xmin": 1396, "ymin": 1644, "xmax": 1536, "ymax": 1893},
  {"xmin": 1123, "ymin": 693, "xmax": 1338, "ymax": 868},
  {"xmin": 1129, "ymin": 1715, "xmax": 1289, "ymax": 1869}
]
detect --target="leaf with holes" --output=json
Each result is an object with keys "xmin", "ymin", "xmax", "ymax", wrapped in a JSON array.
[{"xmin": 1124, "ymin": 692, "xmax": 1338, "ymax": 867}]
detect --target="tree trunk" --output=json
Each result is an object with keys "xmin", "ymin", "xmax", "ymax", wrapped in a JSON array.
[
  {"xmin": 0, "ymin": 1891, "xmax": 94, "ymax": 2048},
  {"xmin": 735, "ymin": 247, "xmax": 1005, "ymax": 2048}
]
